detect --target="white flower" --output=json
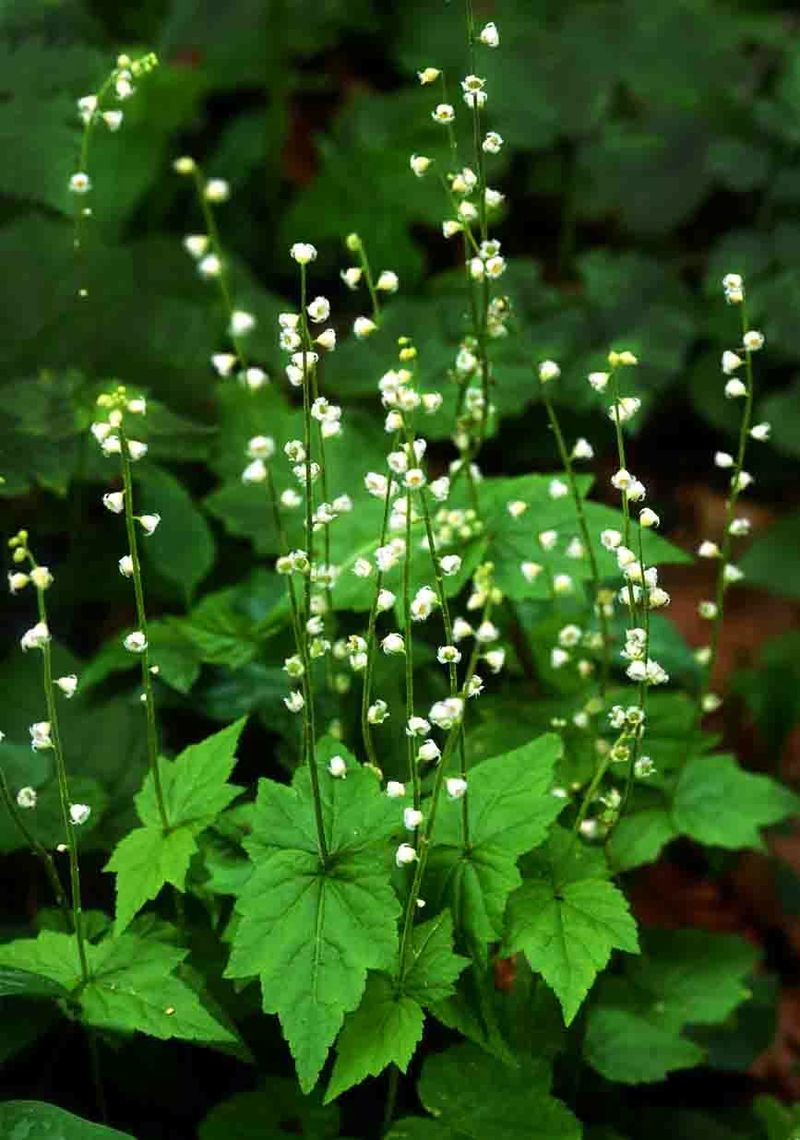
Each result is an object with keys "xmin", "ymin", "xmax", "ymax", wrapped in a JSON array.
[
  {"xmin": 8, "ymin": 572, "xmax": 29, "ymax": 594},
  {"xmin": 353, "ymin": 558, "xmax": 372, "ymax": 578},
  {"xmin": 440, "ymin": 554, "xmax": 462, "ymax": 576},
  {"xmin": 750, "ymin": 422, "xmax": 771, "ymax": 442},
  {"xmin": 429, "ymin": 697, "xmax": 463, "ymax": 730},
  {"xmin": 609, "ymin": 397, "xmax": 641, "ymax": 424},
  {"xmin": 698, "ymin": 600, "xmax": 718, "ymax": 619},
  {"xmin": 482, "ymin": 130, "xmax": 503, "ymax": 154},
  {"xmin": 284, "ymin": 690, "xmax": 304, "ymax": 713},
  {"xmin": 328, "ymin": 754, "xmax": 347, "ymax": 778},
  {"xmin": 479, "ymin": 21, "xmax": 499, "ymax": 46},
  {"xmin": 16, "ymin": 786, "xmax": 37, "ymax": 809},
  {"xmin": 386, "ymin": 780, "xmax": 405, "ymax": 798},
  {"xmin": 198, "ymin": 253, "xmax": 221, "ymax": 278},
  {"xmin": 553, "ymin": 574, "xmax": 573, "ymax": 595},
  {"xmin": 406, "ymin": 716, "xmax": 431, "ymax": 738},
  {"xmin": 230, "ymin": 309, "xmax": 256, "ymax": 337},
  {"xmin": 639, "ymin": 507, "xmax": 659, "ymax": 528},
  {"xmin": 127, "ymin": 397, "xmax": 146, "ymax": 415},
  {"xmin": 77, "ymin": 94, "xmax": 98, "ymax": 122},
  {"xmin": 21, "ymin": 622, "xmax": 50, "ymax": 652},
  {"xmin": 377, "ymin": 270, "xmax": 399, "ymax": 293},
  {"xmin": 485, "ymin": 255, "xmax": 506, "ymax": 278},
  {"xmin": 69, "ymin": 803, "xmax": 91, "ymax": 826},
  {"xmin": 548, "ymin": 478, "xmax": 569, "ymax": 500},
  {"xmin": 247, "ymin": 435, "xmax": 275, "ymax": 461},
  {"xmin": 734, "ymin": 470, "xmax": 753, "ymax": 492},
  {"xmin": 381, "ymin": 633, "xmax": 405, "ymax": 655},
  {"xmin": 395, "ymin": 842, "xmax": 418, "ymax": 867},
  {"xmin": 183, "ymin": 234, "xmax": 209, "ymax": 259},
  {"xmin": 475, "ymin": 620, "xmax": 499, "ymax": 644},
  {"xmin": 432, "ymin": 103, "xmax": 455, "ymax": 124},
  {"xmin": 538, "ymin": 359, "xmax": 560, "ymax": 383},
  {"xmin": 69, "ymin": 172, "xmax": 91, "ymax": 194},
  {"xmin": 403, "ymin": 807, "xmax": 424, "ymax": 830},
  {"xmin": 139, "ymin": 513, "xmax": 161, "ymax": 536},
  {"xmin": 365, "ymin": 472, "xmax": 389, "ymax": 498},
  {"xmin": 173, "ymin": 156, "xmax": 196, "ymax": 175},
  {"xmin": 102, "ymin": 490, "xmax": 125, "ymax": 514},
  {"xmin": 588, "ymin": 371, "xmax": 610, "ymax": 392},
  {"xmin": 446, "ymin": 777, "xmax": 468, "ymax": 801},
  {"xmin": 725, "ymin": 378, "xmax": 747, "ymax": 399},
  {"xmin": 307, "ymin": 296, "xmax": 330, "ymax": 323},
  {"xmin": 418, "ymin": 67, "xmax": 441, "ymax": 85},
  {"xmin": 55, "ymin": 674, "xmax": 78, "ymax": 699},
  {"xmin": 743, "ymin": 329, "xmax": 765, "ymax": 352},
  {"xmin": 203, "ymin": 178, "xmax": 230, "ymax": 203},
  {"xmin": 102, "ymin": 109, "xmax": 123, "ymax": 131},
  {"xmin": 442, "ymin": 220, "xmax": 463, "ymax": 239},
  {"xmin": 368, "ymin": 700, "xmax": 389, "ymax": 725},
  {"xmin": 437, "ymin": 645, "xmax": 462, "ymax": 665},
  {"xmin": 29, "ymin": 565, "xmax": 53, "ymax": 592},
  {"xmin": 410, "ymin": 153, "xmax": 432, "ymax": 177},
  {"xmin": 466, "ymin": 673, "xmax": 484, "ymax": 697},
  {"xmin": 118, "ymin": 555, "xmax": 134, "ymax": 577},
  {"xmin": 520, "ymin": 561, "xmax": 543, "ymax": 583},
  {"xmin": 341, "ymin": 266, "xmax": 363, "ymax": 289},
  {"xmin": 417, "ymin": 739, "xmax": 441, "ymax": 763},
  {"xmin": 551, "ymin": 648, "xmax": 570, "ymax": 669},
  {"xmin": 571, "ymin": 438, "xmax": 594, "ymax": 460},
  {"xmin": 29, "ymin": 722, "xmax": 53, "ymax": 751},
  {"xmin": 242, "ymin": 458, "xmax": 267, "ymax": 484},
  {"xmin": 538, "ymin": 529, "xmax": 558, "ymax": 550},
  {"xmin": 212, "ymin": 353, "xmax": 236, "ymax": 377},
  {"xmin": 724, "ymin": 563, "xmax": 744, "ymax": 584},
  {"xmin": 354, "ymin": 316, "xmax": 377, "ymax": 339},
  {"xmin": 484, "ymin": 648, "xmax": 506, "ymax": 674},
  {"xmin": 290, "ymin": 242, "xmax": 317, "ymax": 265},
  {"xmin": 721, "ymin": 350, "xmax": 742, "ymax": 375},
  {"xmin": 698, "ymin": 540, "xmax": 720, "ymax": 559},
  {"xmin": 558, "ymin": 624, "xmax": 582, "ymax": 648},
  {"xmin": 127, "ymin": 440, "xmax": 148, "ymax": 462},
  {"xmin": 507, "ymin": 499, "xmax": 527, "ymax": 518},
  {"xmin": 729, "ymin": 517, "xmax": 751, "ymax": 536},
  {"xmin": 722, "ymin": 272, "xmax": 743, "ymax": 293},
  {"xmin": 123, "ymin": 631, "xmax": 148, "ymax": 653},
  {"xmin": 611, "ymin": 468, "xmax": 633, "ymax": 492},
  {"xmin": 714, "ymin": 451, "xmax": 734, "ymax": 469},
  {"xmin": 377, "ymin": 588, "xmax": 396, "ymax": 612}
]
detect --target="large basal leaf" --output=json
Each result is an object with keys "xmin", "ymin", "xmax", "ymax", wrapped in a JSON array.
[
  {"xmin": 226, "ymin": 738, "xmax": 401, "ymax": 1092},
  {"xmin": 199, "ymin": 1077, "xmax": 341, "ymax": 1139},
  {"xmin": 505, "ymin": 830, "xmax": 638, "ymax": 1024},
  {"xmin": 425, "ymin": 734, "xmax": 565, "ymax": 946},
  {"xmin": 137, "ymin": 464, "xmax": 216, "ymax": 600},
  {"xmin": 0, "ymin": 1101, "xmax": 133, "ymax": 1139},
  {"xmin": 107, "ymin": 718, "xmax": 246, "ymax": 932}
]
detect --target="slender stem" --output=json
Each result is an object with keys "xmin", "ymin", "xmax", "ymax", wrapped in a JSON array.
[
  {"xmin": 118, "ymin": 425, "xmax": 169, "ymax": 831},
  {"xmin": 33, "ymin": 581, "xmax": 90, "ymax": 984},
  {"xmin": 360, "ymin": 463, "xmax": 398, "ymax": 768},
  {"xmin": 541, "ymin": 386, "xmax": 611, "ymax": 691},
  {"xmin": 0, "ymin": 766, "xmax": 67, "ymax": 912},
  {"xmin": 354, "ymin": 242, "xmax": 381, "ymax": 322}
]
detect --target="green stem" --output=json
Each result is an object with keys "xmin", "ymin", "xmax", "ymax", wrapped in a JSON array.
[{"xmin": 118, "ymin": 426, "xmax": 169, "ymax": 831}]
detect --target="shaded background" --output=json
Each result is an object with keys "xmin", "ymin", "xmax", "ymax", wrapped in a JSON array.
[{"xmin": 2, "ymin": 0, "xmax": 800, "ymax": 1135}]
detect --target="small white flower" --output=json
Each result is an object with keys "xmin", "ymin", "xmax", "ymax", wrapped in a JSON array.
[
  {"xmin": 386, "ymin": 780, "xmax": 405, "ymax": 798},
  {"xmin": 21, "ymin": 622, "xmax": 50, "ymax": 652},
  {"xmin": 139, "ymin": 513, "xmax": 161, "ymax": 536},
  {"xmin": 588, "ymin": 371, "xmax": 609, "ymax": 392},
  {"xmin": 442, "ymin": 220, "xmax": 463, "ymax": 239},
  {"xmin": 69, "ymin": 172, "xmax": 91, "ymax": 194},
  {"xmin": 395, "ymin": 842, "xmax": 418, "ymax": 867},
  {"xmin": 103, "ymin": 490, "xmax": 125, "ymax": 514},
  {"xmin": 354, "ymin": 316, "xmax": 377, "ymax": 339},
  {"xmin": 482, "ymin": 130, "xmax": 503, "ymax": 154},
  {"xmin": 721, "ymin": 350, "xmax": 742, "ymax": 375},
  {"xmin": 377, "ymin": 588, "xmax": 396, "ymax": 612},
  {"xmin": 553, "ymin": 574, "xmax": 573, "ymax": 595},
  {"xmin": 328, "ymin": 754, "xmax": 347, "ymax": 778},
  {"xmin": 8, "ymin": 572, "xmax": 29, "ymax": 594},
  {"xmin": 750, "ymin": 422, "xmax": 771, "ymax": 442},
  {"xmin": 127, "ymin": 440, "xmax": 148, "ymax": 462},
  {"xmin": 204, "ymin": 178, "xmax": 230, "ymax": 203},
  {"xmin": 284, "ymin": 690, "xmax": 304, "ymax": 713},
  {"xmin": 734, "ymin": 470, "xmax": 753, "ymax": 492},
  {"xmin": 307, "ymin": 295, "xmax": 330, "ymax": 323},
  {"xmin": 507, "ymin": 499, "xmax": 527, "ymax": 518},
  {"xmin": 428, "ymin": 697, "xmax": 464, "ymax": 730},
  {"xmin": 55, "ymin": 674, "xmax": 78, "ymax": 699},
  {"xmin": 478, "ymin": 21, "xmax": 499, "ymax": 46},
  {"xmin": 743, "ymin": 329, "xmax": 765, "ymax": 352},
  {"xmin": 548, "ymin": 478, "xmax": 569, "ymax": 500},
  {"xmin": 198, "ymin": 253, "xmax": 222, "ymax": 278},
  {"xmin": 725, "ymin": 378, "xmax": 747, "ymax": 399},
  {"xmin": 418, "ymin": 67, "xmax": 441, "ymax": 85},
  {"xmin": 16, "ymin": 786, "xmax": 37, "ymax": 809},
  {"xmin": 639, "ymin": 507, "xmax": 659, "ymax": 528},
  {"xmin": 484, "ymin": 648, "xmax": 506, "ymax": 674},
  {"xmin": 729, "ymin": 517, "xmax": 751, "ymax": 536},
  {"xmin": 29, "ymin": 721, "xmax": 53, "ymax": 751},
  {"xmin": 353, "ymin": 558, "xmax": 372, "ymax": 579},
  {"xmin": 242, "ymin": 458, "xmax": 267, "ymax": 484},
  {"xmin": 432, "ymin": 103, "xmax": 455, "ymax": 124},
  {"xmin": 406, "ymin": 716, "xmax": 431, "ymax": 737},
  {"xmin": 30, "ymin": 566, "xmax": 53, "ymax": 590},
  {"xmin": 698, "ymin": 600, "xmax": 718, "ymax": 619},
  {"xmin": 77, "ymin": 94, "xmax": 97, "ymax": 122},
  {"xmin": 183, "ymin": 234, "xmax": 209, "ymax": 259},
  {"xmin": 698, "ymin": 540, "xmax": 720, "ymax": 559},
  {"xmin": 538, "ymin": 528, "xmax": 558, "ymax": 551},
  {"xmin": 381, "ymin": 633, "xmax": 405, "ymax": 655},
  {"xmin": 437, "ymin": 645, "xmax": 462, "ymax": 665},
  {"xmin": 417, "ymin": 739, "xmax": 441, "ymax": 763},
  {"xmin": 119, "ymin": 555, "xmax": 134, "ymax": 577},
  {"xmin": 538, "ymin": 360, "xmax": 560, "ymax": 383},
  {"xmin": 722, "ymin": 272, "xmax": 743, "ymax": 293},
  {"xmin": 410, "ymin": 153, "xmax": 432, "ymax": 177},
  {"xmin": 102, "ymin": 109, "xmax": 123, "ymax": 131},
  {"xmin": 551, "ymin": 647, "xmax": 570, "ymax": 669},
  {"xmin": 124, "ymin": 631, "xmax": 148, "ymax": 653},
  {"xmin": 127, "ymin": 397, "xmax": 146, "ymax": 415},
  {"xmin": 368, "ymin": 700, "xmax": 389, "ymax": 725},
  {"xmin": 377, "ymin": 270, "xmax": 399, "ymax": 293},
  {"xmin": 439, "ymin": 554, "xmax": 461, "ymax": 576},
  {"xmin": 714, "ymin": 451, "xmax": 734, "ymax": 468},
  {"xmin": 558, "ymin": 624, "xmax": 582, "ymax": 648},
  {"xmin": 247, "ymin": 435, "xmax": 275, "ymax": 461},
  {"xmin": 724, "ymin": 563, "xmax": 744, "ymax": 584},
  {"xmin": 69, "ymin": 803, "xmax": 91, "ymax": 826},
  {"xmin": 290, "ymin": 242, "xmax": 317, "ymax": 265},
  {"xmin": 211, "ymin": 353, "xmax": 236, "ymax": 377},
  {"xmin": 341, "ymin": 266, "xmax": 363, "ymax": 289},
  {"xmin": 520, "ymin": 561, "xmax": 543, "ymax": 583},
  {"xmin": 173, "ymin": 156, "xmax": 196, "ymax": 175},
  {"xmin": 230, "ymin": 309, "xmax": 256, "ymax": 337},
  {"xmin": 571, "ymin": 438, "xmax": 594, "ymax": 461},
  {"xmin": 475, "ymin": 620, "xmax": 499, "ymax": 644},
  {"xmin": 609, "ymin": 397, "xmax": 641, "ymax": 424},
  {"xmin": 403, "ymin": 807, "xmax": 424, "ymax": 830}
]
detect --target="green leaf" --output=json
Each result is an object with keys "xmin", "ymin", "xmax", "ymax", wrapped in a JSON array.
[
  {"xmin": 673, "ymin": 753, "xmax": 799, "ymax": 850},
  {"xmin": 0, "ymin": 1101, "xmax": 133, "ymax": 1139},
  {"xmin": 106, "ymin": 719, "xmax": 246, "ymax": 932},
  {"xmin": 753, "ymin": 1095, "xmax": 800, "ymax": 1140},
  {"xmin": 138, "ymin": 464, "xmax": 216, "ymax": 601},
  {"xmin": 505, "ymin": 831, "xmax": 639, "ymax": 1024},
  {"xmin": 0, "ymin": 930, "xmax": 236, "ymax": 1046},
  {"xmin": 326, "ymin": 974, "xmax": 424, "ymax": 1102},
  {"xmin": 226, "ymin": 738, "xmax": 401, "ymax": 1092},
  {"xmin": 425, "ymin": 734, "xmax": 566, "ymax": 944},
  {"xmin": 405, "ymin": 911, "xmax": 468, "ymax": 1006},
  {"xmin": 584, "ymin": 929, "xmax": 757, "ymax": 1084},
  {"xmin": 606, "ymin": 806, "xmax": 676, "ymax": 872},
  {"xmin": 415, "ymin": 1043, "xmax": 581, "ymax": 1139},
  {"xmin": 199, "ymin": 1077, "xmax": 341, "ymax": 1139},
  {"xmin": 0, "ymin": 966, "xmax": 69, "ymax": 1000},
  {"xmin": 739, "ymin": 511, "xmax": 800, "ymax": 599}
]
